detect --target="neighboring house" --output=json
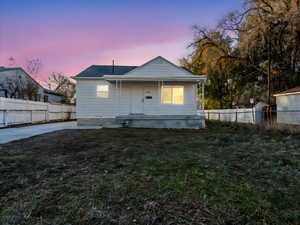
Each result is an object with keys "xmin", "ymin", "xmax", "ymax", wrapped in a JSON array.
[
  {"xmin": 0, "ymin": 67, "xmax": 63, "ymax": 103},
  {"xmin": 0, "ymin": 67, "xmax": 44, "ymax": 100},
  {"xmin": 43, "ymin": 88, "xmax": 64, "ymax": 103},
  {"xmin": 274, "ymin": 87, "xmax": 300, "ymax": 125},
  {"xmin": 73, "ymin": 56, "xmax": 206, "ymax": 129}
]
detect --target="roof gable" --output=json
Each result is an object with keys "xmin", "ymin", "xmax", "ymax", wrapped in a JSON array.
[
  {"xmin": 73, "ymin": 56, "xmax": 199, "ymax": 79},
  {"xmin": 124, "ymin": 56, "xmax": 195, "ymax": 77},
  {"xmin": 0, "ymin": 67, "xmax": 44, "ymax": 89}
]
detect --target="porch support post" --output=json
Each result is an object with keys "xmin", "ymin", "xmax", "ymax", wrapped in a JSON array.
[
  {"xmin": 158, "ymin": 81, "xmax": 160, "ymax": 105},
  {"xmin": 115, "ymin": 80, "xmax": 117, "ymax": 116},
  {"xmin": 118, "ymin": 80, "xmax": 122, "ymax": 115},
  {"xmin": 201, "ymin": 81, "xmax": 205, "ymax": 110},
  {"xmin": 116, "ymin": 80, "xmax": 119, "ymax": 116},
  {"xmin": 161, "ymin": 80, "xmax": 164, "ymax": 104},
  {"xmin": 120, "ymin": 80, "xmax": 122, "ymax": 97}
]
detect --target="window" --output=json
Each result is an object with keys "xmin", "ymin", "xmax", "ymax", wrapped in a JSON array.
[
  {"xmin": 162, "ymin": 86, "xmax": 184, "ymax": 104},
  {"xmin": 44, "ymin": 95, "xmax": 49, "ymax": 102},
  {"xmin": 97, "ymin": 85, "xmax": 109, "ymax": 98},
  {"xmin": 36, "ymin": 94, "xmax": 41, "ymax": 101}
]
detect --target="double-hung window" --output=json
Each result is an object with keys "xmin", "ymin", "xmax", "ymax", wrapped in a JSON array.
[
  {"xmin": 97, "ymin": 84, "xmax": 109, "ymax": 98},
  {"xmin": 162, "ymin": 86, "xmax": 184, "ymax": 105}
]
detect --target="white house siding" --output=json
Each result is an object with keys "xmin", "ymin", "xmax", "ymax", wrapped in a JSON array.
[
  {"xmin": 76, "ymin": 79, "xmax": 197, "ymax": 119},
  {"xmin": 76, "ymin": 80, "xmax": 115, "ymax": 118},
  {"xmin": 119, "ymin": 82, "xmax": 197, "ymax": 116},
  {"xmin": 276, "ymin": 94, "xmax": 300, "ymax": 125}
]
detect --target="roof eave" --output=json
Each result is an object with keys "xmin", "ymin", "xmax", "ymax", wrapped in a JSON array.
[
  {"xmin": 73, "ymin": 75, "xmax": 207, "ymax": 81},
  {"xmin": 71, "ymin": 76, "xmax": 105, "ymax": 80},
  {"xmin": 104, "ymin": 76, "xmax": 206, "ymax": 82},
  {"xmin": 274, "ymin": 91, "xmax": 300, "ymax": 97}
]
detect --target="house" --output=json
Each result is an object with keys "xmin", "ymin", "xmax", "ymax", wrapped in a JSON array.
[
  {"xmin": 73, "ymin": 56, "xmax": 206, "ymax": 129},
  {"xmin": 0, "ymin": 67, "xmax": 63, "ymax": 103},
  {"xmin": 274, "ymin": 87, "xmax": 300, "ymax": 125},
  {"xmin": 43, "ymin": 88, "xmax": 64, "ymax": 103}
]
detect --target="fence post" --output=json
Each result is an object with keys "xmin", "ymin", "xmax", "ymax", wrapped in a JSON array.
[
  {"xmin": 3, "ymin": 110, "xmax": 7, "ymax": 126},
  {"xmin": 208, "ymin": 112, "xmax": 210, "ymax": 121},
  {"xmin": 46, "ymin": 103, "xmax": 49, "ymax": 122},
  {"xmin": 30, "ymin": 110, "xmax": 33, "ymax": 123},
  {"xmin": 218, "ymin": 112, "xmax": 220, "ymax": 121},
  {"xmin": 235, "ymin": 111, "xmax": 238, "ymax": 123}
]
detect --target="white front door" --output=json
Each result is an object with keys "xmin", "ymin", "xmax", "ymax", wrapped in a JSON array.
[
  {"xmin": 131, "ymin": 87, "xmax": 144, "ymax": 114},
  {"xmin": 143, "ymin": 87, "xmax": 155, "ymax": 114}
]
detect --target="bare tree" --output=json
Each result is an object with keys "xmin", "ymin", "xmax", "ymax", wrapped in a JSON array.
[
  {"xmin": 23, "ymin": 80, "xmax": 39, "ymax": 100},
  {"xmin": 0, "ymin": 69, "xmax": 39, "ymax": 100},
  {"xmin": 3, "ymin": 73, "xmax": 23, "ymax": 98},
  {"xmin": 47, "ymin": 72, "xmax": 76, "ymax": 103},
  {"xmin": 26, "ymin": 58, "xmax": 42, "ymax": 79}
]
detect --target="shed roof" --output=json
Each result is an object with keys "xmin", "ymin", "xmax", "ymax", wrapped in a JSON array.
[
  {"xmin": 274, "ymin": 87, "xmax": 300, "ymax": 96},
  {"xmin": 44, "ymin": 88, "xmax": 64, "ymax": 96}
]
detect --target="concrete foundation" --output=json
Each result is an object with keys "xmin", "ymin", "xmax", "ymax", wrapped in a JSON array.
[
  {"xmin": 77, "ymin": 115, "xmax": 205, "ymax": 129},
  {"xmin": 77, "ymin": 118, "xmax": 120, "ymax": 128}
]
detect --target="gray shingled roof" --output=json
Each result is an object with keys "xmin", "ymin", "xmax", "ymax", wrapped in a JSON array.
[
  {"xmin": 75, "ymin": 65, "xmax": 137, "ymax": 78},
  {"xmin": 74, "ymin": 65, "xmax": 195, "ymax": 78},
  {"xmin": 0, "ymin": 67, "xmax": 23, "ymax": 72}
]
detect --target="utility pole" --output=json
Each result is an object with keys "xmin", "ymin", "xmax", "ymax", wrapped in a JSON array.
[{"xmin": 267, "ymin": 25, "xmax": 272, "ymax": 105}]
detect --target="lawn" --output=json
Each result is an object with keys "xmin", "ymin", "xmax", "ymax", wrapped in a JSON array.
[{"xmin": 1, "ymin": 122, "xmax": 300, "ymax": 225}]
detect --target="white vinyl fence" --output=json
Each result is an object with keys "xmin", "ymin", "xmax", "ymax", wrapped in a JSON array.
[
  {"xmin": 199, "ymin": 108, "xmax": 263, "ymax": 124},
  {"xmin": 0, "ymin": 97, "xmax": 75, "ymax": 128}
]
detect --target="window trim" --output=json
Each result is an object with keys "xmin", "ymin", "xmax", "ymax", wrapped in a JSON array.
[
  {"xmin": 96, "ymin": 84, "xmax": 109, "ymax": 98},
  {"xmin": 161, "ymin": 85, "xmax": 184, "ymax": 105}
]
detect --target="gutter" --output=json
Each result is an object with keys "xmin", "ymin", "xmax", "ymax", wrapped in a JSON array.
[
  {"xmin": 273, "ymin": 91, "xmax": 300, "ymax": 97},
  {"xmin": 72, "ymin": 75, "xmax": 206, "ymax": 82}
]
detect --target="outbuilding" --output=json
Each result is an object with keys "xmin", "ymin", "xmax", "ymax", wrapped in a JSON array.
[{"xmin": 274, "ymin": 87, "xmax": 300, "ymax": 125}]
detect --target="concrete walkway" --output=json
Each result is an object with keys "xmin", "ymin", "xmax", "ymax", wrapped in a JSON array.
[{"xmin": 0, "ymin": 121, "xmax": 101, "ymax": 144}]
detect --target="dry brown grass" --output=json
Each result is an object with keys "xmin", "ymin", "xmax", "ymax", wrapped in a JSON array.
[
  {"xmin": 1, "ymin": 124, "xmax": 300, "ymax": 225},
  {"xmin": 261, "ymin": 122, "xmax": 300, "ymax": 134}
]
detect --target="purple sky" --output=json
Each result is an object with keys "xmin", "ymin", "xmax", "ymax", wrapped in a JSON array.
[{"xmin": 0, "ymin": 0, "xmax": 243, "ymax": 81}]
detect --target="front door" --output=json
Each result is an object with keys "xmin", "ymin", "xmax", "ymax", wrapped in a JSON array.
[
  {"xmin": 143, "ymin": 87, "xmax": 155, "ymax": 114},
  {"xmin": 131, "ymin": 87, "xmax": 144, "ymax": 114}
]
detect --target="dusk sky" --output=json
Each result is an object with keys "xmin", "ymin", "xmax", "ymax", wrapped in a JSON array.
[{"xmin": 0, "ymin": 0, "xmax": 243, "ymax": 81}]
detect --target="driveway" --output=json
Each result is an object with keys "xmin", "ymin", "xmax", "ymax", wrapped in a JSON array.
[{"xmin": 0, "ymin": 121, "xmax": 101, "ymax": 144}]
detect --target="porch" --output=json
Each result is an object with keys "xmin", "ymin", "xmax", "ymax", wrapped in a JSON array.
[
  {"xmin": 116, "ymin": 114, "xmax": 205, "ymax": 129},
  {"xmin": 77, "ymin": 114, "xmax": 205, "ymax": 129},
  {"xmin": 105, "ymin": 77, "xmax": 206, "ymax": 113},
  {"xmin": 77, "ymin": 76, "xmax": 206, "ymax": 129}
]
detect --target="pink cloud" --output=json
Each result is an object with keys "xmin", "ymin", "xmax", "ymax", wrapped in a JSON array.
[{"xmin": 0, "ymin": 22, "xmax": 190, "ymax": 81}]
